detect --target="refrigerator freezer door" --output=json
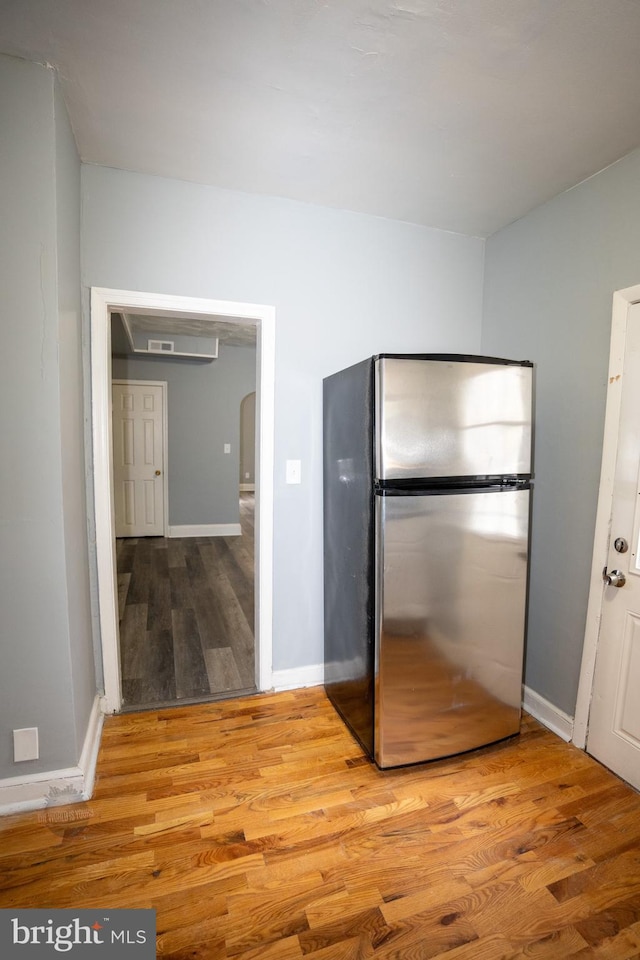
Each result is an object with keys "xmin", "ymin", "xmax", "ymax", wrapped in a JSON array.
[
  {"xmin": 375, "ymin": 487, "xmax": 529, "ymax": 767},
  {"xmin": 375, "ymin": 357, "xmax": 532, "ymax": 481}
]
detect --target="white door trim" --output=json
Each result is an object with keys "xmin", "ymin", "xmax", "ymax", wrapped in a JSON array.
[
  {"xmin": 91, "ymin": 287, "xmax": 275, "ymax": 713},
  {"xmin": 112, "ymin": 379, "xmax": 169, "ymax": 537},
  {"xmin": 574, "ymin": 283, "xmax": 640, "ymax": 748}
]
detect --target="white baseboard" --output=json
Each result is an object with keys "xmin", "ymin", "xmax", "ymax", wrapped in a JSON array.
[
  {"xmin": 0, "ymin": 694, "xmax": 105, "ymax": 817},
  {"xmin": 239, "ymin": 483, "xmax": 255, "ymax": 492},
  {"xmin": 167, "ymin": 523, "xmax": 242, "ymax": 538},
  {"xmin": 79, "ymin": 695, "xmax": 106, "ymax": 799},
  {"xmin": 272, "ymin": 663, "xmax": 324, "ymax": 692},
  {"xmin": 522, "ymin": 685, "xmax": 574, "ymax": 742}
]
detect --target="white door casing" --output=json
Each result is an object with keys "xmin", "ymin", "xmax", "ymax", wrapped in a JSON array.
[
  {"xmin": 91, "ymin": 288, "xmax": 275, "ymax": 713},
  {"xmin": 576, "ymin": 285, "xmax": 640, "ymax": 790},
  {"xmin": 112, "ymin": 380, "xmax": 167, "ymax": 537}
]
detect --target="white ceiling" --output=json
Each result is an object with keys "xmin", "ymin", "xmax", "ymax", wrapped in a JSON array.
[{"xmin": 2, "ymin": 0, "xmax": 640, "ymax": 237}]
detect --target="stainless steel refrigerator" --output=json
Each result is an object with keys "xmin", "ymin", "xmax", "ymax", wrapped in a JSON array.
[{"xmin": 323, "ymin": 354, "xmax": 533, "ymax": 768}]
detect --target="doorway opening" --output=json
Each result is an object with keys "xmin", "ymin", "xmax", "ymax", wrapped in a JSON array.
[
  {"xmin": 91, "ymin": 288, "xmax": 275, "ymax": 713},
  {"xmin": 240, "ymin": 391, "xmax": 256, "ymax": 493}
]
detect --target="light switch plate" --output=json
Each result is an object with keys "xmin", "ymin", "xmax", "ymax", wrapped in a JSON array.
[
  {"xmin": 286, "ymin": 460, "xmax": 301, "ymax": 484},
  {"xmin": 224, "ymin": 443, "xmax": 231, "ymax": 454}
]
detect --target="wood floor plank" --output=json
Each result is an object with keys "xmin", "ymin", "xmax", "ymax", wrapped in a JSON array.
[
  {"xmin": 126, "ymin": 536, "xmax": 153, "ymax": 605},
  {"xmin": 2, "ymin": 691, "xmax": 640, "ymax": 960},
  {"xmin": 117, "ymin": 571, "xmax": 131, "ymax": 619},
  {"xmin": 570, "ymin": 920, "xmax": 640, "ymax": 959},
  {"xmin": 203, "ymin": 538, "xmax": 254, "ymax": 626},
  {"xmin": 167, "ymin": 538, "xmax": 187, "ymax": 569},
  {"xmin": 119, "ymin": 603, "xmax": 149, "ymax": 678},
  {"xmin": 572, "ymin": 893, "xmax": 640, "ymax": 949},
  {"xmin": 378, "ymin": 896, "xmax": 481, "ymax": 958},
  {"xmin": 204, "ymin": 647, "xmax": 244, "ymax": 692},
  {"xmin": 425, "ymin": 933, "xmax": 514, "ymax": 960},
  {"xmin": 168, "ymin": 565, "xmax": 191, "ymax": 610},
  {"xmin": 297, "ymin": 906, "xmax": 393, "ymax": 957},
  {"xmin": 172, "ymin": 608, "xmax": 211, "ymax": 700},
  {"xmin": 197, "ymin": 546, "xmax": 254, "ymax": 661},
  {"xmin": 147, "ymin": 542, "xmax": 171, "ymax": 633},
  {"xmin": 122, "ymin": 626, "xmax": 177, "ymax": 705}
]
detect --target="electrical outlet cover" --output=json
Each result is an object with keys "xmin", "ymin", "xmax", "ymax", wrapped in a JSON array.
[{"xmin": 13, "ymin": 727, "xmax": 39, "ymax": 762}]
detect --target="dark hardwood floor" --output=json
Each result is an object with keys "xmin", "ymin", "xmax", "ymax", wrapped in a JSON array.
[
  {"xmin": 2, "ymin": 688, "xmax": 640, "ymax": 959},
  {"xmin": 117, "ymin": 492, "xmax": 255, "ymax": 710}
]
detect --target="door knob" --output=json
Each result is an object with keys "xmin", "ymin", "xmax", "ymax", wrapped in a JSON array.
[
  {"xmin": 155, "ymin": 470, "xmax": 161, "ymax": 476},
  {"xmin": 603, "ymin": 567, "xmax": 626, "ymax": 588}
]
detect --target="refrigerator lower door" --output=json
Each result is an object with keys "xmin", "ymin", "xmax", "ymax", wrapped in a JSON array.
[{"xmin": 375, "ymin": 487, "xmax": 529, "ymax": 767}]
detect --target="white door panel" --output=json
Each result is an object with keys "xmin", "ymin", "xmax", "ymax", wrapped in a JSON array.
[
  {"xmin": 112, "ymin": 381, "xmax": 166, "ymax": 537},
  {"xmin": 587, "ymin": 302, "xmax": 640, "ymax": 789}
]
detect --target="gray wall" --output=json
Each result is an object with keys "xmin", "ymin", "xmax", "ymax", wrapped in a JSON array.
[
  {"xmin": 112, "ymin": 343, "xmax": 256, "ymax": 526},
  {"xmin": 82, "ymin": 165, "xmax": 485, "ymax": 673},
  {"xmin": 482, "ymin": 147, "xmax": 640, "ymax": 717},
  {"xmin": 0, "ymin": 55, "xmax": 94, "ymax": 779},
  {"xmin": 55, "ymin": 80, "xmax": 96, "ymax": 751}
]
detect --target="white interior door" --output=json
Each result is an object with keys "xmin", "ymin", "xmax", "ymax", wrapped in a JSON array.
[
  {"xmin": 587, "ymin": 303, "xmax": 640, "ymax": 789},
  {"xmin": 112, "ymin": 380, "xmax": 166, "ymax": 537}
]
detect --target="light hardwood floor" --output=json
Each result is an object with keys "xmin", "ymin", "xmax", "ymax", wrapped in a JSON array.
[
  {"xmin": 117, "ymin": 492, "xmax": 255, "ymax": 709},
  {"xmin": 2, "ymin": 687, "xmax": 640, "ymax": 958}
]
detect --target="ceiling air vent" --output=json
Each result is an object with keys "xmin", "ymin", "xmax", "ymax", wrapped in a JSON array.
[{"xmin": 148, "ymin": 339, "xmax": 174, "ymax": 353}]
